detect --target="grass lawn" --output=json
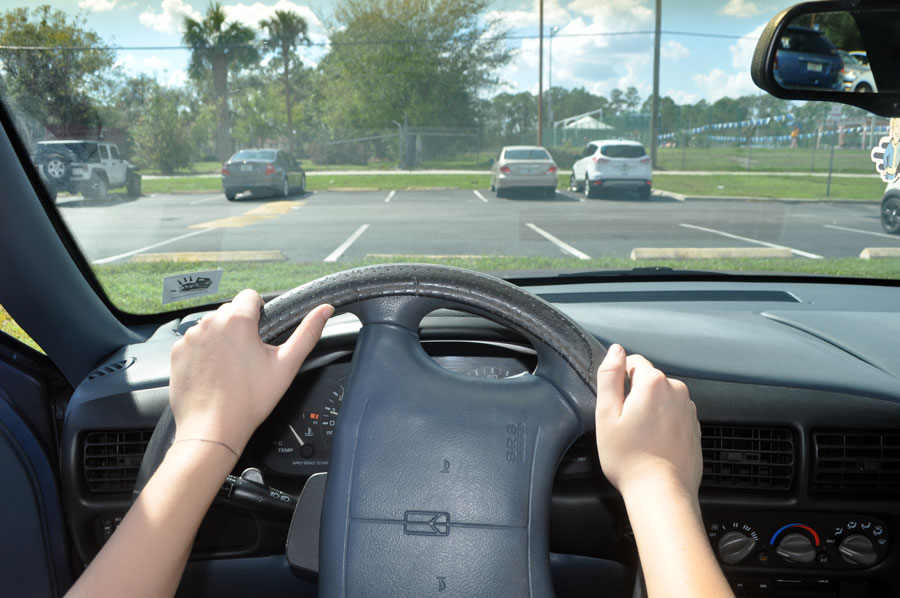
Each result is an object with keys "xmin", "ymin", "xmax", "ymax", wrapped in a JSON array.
[
  {"xmin": 142, "ymin": 171, "xmax": 882, "ymax": 200},
  {"xmin": 653, "ymin": 173, "xmax": 884, "ymax": 200},
  {"xmin": 656, "ymin": 146, "xmax": 877, "ymax": 174},
  {"xmin": 92, "ymin": 256, "xmax": 900, "ymax": 314},
  {"xmin": 0, "ymin": 306, "xmax": 42, "ymax": 352}
]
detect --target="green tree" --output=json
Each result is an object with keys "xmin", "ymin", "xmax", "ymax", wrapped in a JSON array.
[
  {"xmin": 260, "ymin": 10, "xmax": 310, "ymax": 155},
  {"xmin": 319, "ymin": 0, "xmax": 512, "ymax": 134},
  {"xmin": 133, "ymin": 86, "xmax": 194, "ymax": 174},
  {"xmin": 183, "ymin": 2, "xmax": 259, "ymax": 162},
  {"xmin": 0, "ymin": 5, "xmax": 114, "ymax": 133}
]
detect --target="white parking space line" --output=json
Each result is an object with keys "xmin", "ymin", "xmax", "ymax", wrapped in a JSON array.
[
  {"xmin": 324, "ymin": 224, "xmax": 369, "ymax": 262},
  {"xmin": 190, "ymin": 195, "xmax": 222, "ymax": 205},
  {"xmin": 525, "ymin": 223, "xmax": 591, "ymax": 260},
  {"xmin": 384, "ymin": 190, "xmax": 395, "ymax": 203},
  {"xmin": 824, "ymin": 224, "xmax": 900, "ymax": 241},
  {"xmin": 473, "ymin": 190, "xmax": 488, "ymax": 203},
  {"xmin": 92, "ymin": 228, "xmax": 218, "ymax": 265},
  {"xmin": 679, "ymin": 223, "xmax": 823, "ymax": 259}
]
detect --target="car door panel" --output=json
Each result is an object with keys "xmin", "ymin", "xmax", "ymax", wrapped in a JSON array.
[{"xmin": 0, "ymin": 343, "xmax": 72, "ymax": 596}]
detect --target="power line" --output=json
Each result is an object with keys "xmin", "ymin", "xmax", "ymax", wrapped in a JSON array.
[{"xmin": 0, "ymin": 29, "xmax": 755, "ymax": 52}]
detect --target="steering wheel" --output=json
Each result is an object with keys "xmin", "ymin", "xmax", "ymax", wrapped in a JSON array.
[{"xmin": 136, "ymin": 264, "xmax": 608, "ymax": 597}]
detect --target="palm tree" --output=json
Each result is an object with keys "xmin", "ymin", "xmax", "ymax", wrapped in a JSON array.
[
  {"xmin": 183, "ymin": 2, "xmax": 258, "ymax": 162},
  {"xmin": 260, "ymin": 10, "xmax": 310, "ymax": 155}
]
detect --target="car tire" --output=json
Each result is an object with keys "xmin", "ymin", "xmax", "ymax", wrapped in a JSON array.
[
  {"xmin": 42, "ymin": 153, "xmax": 70, "ymax": 184},
  {"xmin": 280, "ymin": 175, "xmax": 289, "ymax": 198},
  {"xmin": 490, "ymin": 181, "xmax": 496, "ymax": 192},
  {"xmin": 856, "ymin": 83, "xmax": 872, "ymax": 93},
  {"xmin": 545, "ymin": 187, "xmax": 556, "ymax": 198},
  {"xmin": 299, "ymin": 173, "xmax": 306, "ymax": 194},
  {"xmin": 495, "ymin": 186, "xmax": 505, "ymax": 198},
  {"xmin": 225, "ymin": 188, "xmax": 238, "ymax": 201},
  {"xmin": 93, "ymin": 174, "xmax": 109, "ymax": 200},
  {"xmin": 584, "ymin": 174, "xmax": 599, "ymax": 199},
  {"xmin": 881, "ymin": 196, "xmax": 900, "ymax": 234},
  {"xmin": 126, "ymin": 170, "xmax": 141, "ymax": 198},
  {"xmin": 568, "ymin": 172, "xmax": 579, "ymax": 192},
  {"xmin": 639, "ymin": 187, "xmax": 651, "ymax": 200}
]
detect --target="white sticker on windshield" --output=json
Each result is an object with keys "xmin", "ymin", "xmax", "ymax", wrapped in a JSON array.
[
  {"xmin": 162, "ymin": 269, "xmax": 223, "ymax": 305},
  {"xmin": 871, "ymin": 118, "xmax": 900, "ymax": 183}
]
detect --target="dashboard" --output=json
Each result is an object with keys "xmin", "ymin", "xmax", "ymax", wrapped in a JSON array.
[{"xmin": 59, "ymin": 278, "xmax": 900, "ymax": 597}]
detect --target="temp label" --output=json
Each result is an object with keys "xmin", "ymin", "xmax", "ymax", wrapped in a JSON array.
[{"xmin": 162, "ymin": 269, "xmax": 223, "ymax": 304}]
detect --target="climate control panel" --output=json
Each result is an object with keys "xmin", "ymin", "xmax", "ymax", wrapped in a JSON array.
[{"xmin": 704, "ymin": 511, "xmax": 889, "ymax": 570}]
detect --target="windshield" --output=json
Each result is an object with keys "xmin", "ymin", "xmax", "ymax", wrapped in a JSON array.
[{"xmin": 1, "ymin": 1, "xmax": 896, "ymax": 315}]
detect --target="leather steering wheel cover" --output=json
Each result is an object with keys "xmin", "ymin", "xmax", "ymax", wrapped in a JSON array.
[{"xmin": 259, "ymin": 263, "xmax": 606, "ymax": 397}]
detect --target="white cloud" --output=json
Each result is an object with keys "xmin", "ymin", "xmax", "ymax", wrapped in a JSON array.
[
  {"xmin": 568, "ymin": 0, "xmax": 653, "ymax": 30},
  {"xmin": 693, "ymin": 67, "xmax": 759, "ymax": 101},
  {"xmin": 661, "ymin": 40, "xmax": 689, "ymax": 60},
  {"xmin": 667, "ymin": 89, "xmax": 700, "ymax": 105},
  {"xmin": 718, "ymin": 0, "xmax": 763, "ymax": 18},
  {"xmin": 139, "ymin": 0, "xmax": 202, "ymax": 34},
  {"xmin": 78, "ymin": 0, "xmax": 117, "ymax": 12},
  {"xmin": 223, "ymin": 0, "xmax": 324, "ymax": 32},
  {"xmin": 731, "ymin": 23, "xmax": 766, "ymax": 69},
  {"xmin": 485, "ymin": 0, "xmax": 571, "ymax": 29},
  {"xmin": 142, "ymin": 56, "xmax": 170, "ymax": 71}
]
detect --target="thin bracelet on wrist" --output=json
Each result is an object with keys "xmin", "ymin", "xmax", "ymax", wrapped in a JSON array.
[{"xmin": 172, "ymin": 438, "xmax": 239, "ymax": 459}]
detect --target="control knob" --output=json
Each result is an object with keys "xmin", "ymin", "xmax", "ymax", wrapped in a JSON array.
[
  {"xmin": 838, "ymin": 534, "xmax": 878, "ymax": 567},
  {"xmin": 775, "ymin": 532, "xmax": 816, "ymax": 564},
  {"xmin": 717, "ymin": 531, "xmax": 757, "ymax": 565}
]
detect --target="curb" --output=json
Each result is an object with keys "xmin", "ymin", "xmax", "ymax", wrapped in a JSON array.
[
  {"xmin": 681, "ymin": 194, "xmax": 877, "ymax": 203},
  {"xmin": 631, "ymin": 247, "xmax": 793, "ymax": 260},
  {"xmin": 860, "ymin": 247, "xmax": 900, "ymax": 259}
]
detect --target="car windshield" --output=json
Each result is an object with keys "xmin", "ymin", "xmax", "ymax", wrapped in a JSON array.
[
  {"xmin": 600, "ymin": 144, "xmax": 646, "ymax": 158},
  {"xmin": 504, "ymin": 149, "xmax": 551, "ymax": 160},
  {"xmin": 232, "ymin": 150, "xmax": 276, "ymax": 161},
  {"xmin": 0, "ymin": 1, "xmax": 895, "ymax": 316}
]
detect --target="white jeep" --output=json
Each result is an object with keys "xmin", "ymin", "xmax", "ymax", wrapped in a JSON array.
[{"xmin": 34, "ymin": 140, "xmax": 141, "ymax": 201}]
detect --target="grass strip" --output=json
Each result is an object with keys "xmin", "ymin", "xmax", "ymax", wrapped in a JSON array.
[
  {"xmin": 0, "ymin": 306, "xmax": 42, "ymax": 352},
  {"xmin": 653, "ymin": 173, "xmax": 884, "ymax": 200},
  {"xmin": 94, "ymin": 256, "xmax": 900, "ymax": 315}
]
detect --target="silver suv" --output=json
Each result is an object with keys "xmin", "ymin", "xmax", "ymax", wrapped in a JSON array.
[
  {"xmin": 34, "ymin": 140, "xmax": 140, "ymax": 201},
  {"xmin": 570, "ymin": 139, "xmax": 652, "ymax": 199}
]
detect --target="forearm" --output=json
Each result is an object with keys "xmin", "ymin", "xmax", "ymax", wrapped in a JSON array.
[
  {"xmin": 65, "ymin": 441, "xmax": 236, "ymax": 598},
  {"xmin": 621, "ymin": 473, "xmax": 733, "ymax": 598}
]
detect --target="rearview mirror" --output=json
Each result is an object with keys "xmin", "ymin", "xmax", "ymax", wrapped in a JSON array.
[{"xmin": 752, "ymin": 2, "xmax": 900, "ymax": 116}]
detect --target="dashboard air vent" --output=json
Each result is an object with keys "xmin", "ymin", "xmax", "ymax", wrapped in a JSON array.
[
  {"xmin": 83, "ymin": 430, "xmax": 152, "ymax": 494},
  {"xmin": 87, "ymin": 357, "xmax": 135, "ymax": 380},
  {"xmin": 812, "ymin": 431, "xmax": 900, "ymax": 495},
  {"xmin": 701, "ymin": 425, "xmax": 794, "ymax": 491}
]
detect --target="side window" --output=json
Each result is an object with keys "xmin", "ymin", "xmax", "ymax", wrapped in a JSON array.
[
  {"xmin": 109, "ymin": 146, "xmax": 120, "ymax": 160},
  {"xmin": 583, "ymin": 144, "xmax": 596, "ymax": 158},
  {"xmin": 99, "ymin": 145, "xmax": 109, "ymax": 160},
  {"xmin": 85, "ymin": 143, "xmax": 100, "ymax": 163}
]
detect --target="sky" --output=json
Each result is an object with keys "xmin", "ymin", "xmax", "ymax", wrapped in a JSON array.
[{"xmin": 19, "ymin": 0, "xmax": 797, "ymax": 106}]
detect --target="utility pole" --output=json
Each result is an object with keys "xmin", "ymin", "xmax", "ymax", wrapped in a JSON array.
[
  {"xmin": 548, "ymin": 26, "xmax": 559, "ymax": 147},
  {"xmin": 537, "ymin": 0, "xmax": 544, "ymax": 146},
  {"xmin": 650, "ymin": 0, "xmax": 661, "ymax": 168}
]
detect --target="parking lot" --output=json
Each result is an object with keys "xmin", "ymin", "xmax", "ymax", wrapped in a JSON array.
[{"xmin": 56, "ymin": 188, "xmax": 899, "ymax": 265}]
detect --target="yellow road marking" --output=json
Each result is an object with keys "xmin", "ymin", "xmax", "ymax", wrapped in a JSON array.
[
  {"xmin": 190, "ymin": 200, "xmax": 304, "ymax": 229},
  {"xmin": 131, "ymin": 251, "xmax": 287, "ymax": 262}
]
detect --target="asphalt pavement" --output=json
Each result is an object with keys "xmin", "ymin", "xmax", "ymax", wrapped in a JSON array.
[{"xmin": 55, "ymin": 187, "xmax": 899, "ymax": 265}]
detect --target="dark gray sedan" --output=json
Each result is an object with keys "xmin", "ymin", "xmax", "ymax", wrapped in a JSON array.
[{"xmin": 221, "ymin": 149, "xmax": 307, "ymax": 200}]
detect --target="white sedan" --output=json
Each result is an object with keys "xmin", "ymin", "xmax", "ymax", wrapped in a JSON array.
[{"xmin": 490, "ymin": 145, "xmax": 558, "ymax": 198}]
